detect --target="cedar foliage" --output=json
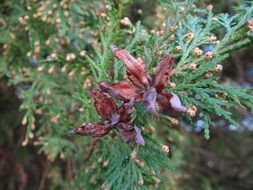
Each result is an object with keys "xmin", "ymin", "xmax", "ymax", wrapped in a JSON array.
[{"xmin": 0, "ymin": 0, "xmax": 253, "ymax": 189}]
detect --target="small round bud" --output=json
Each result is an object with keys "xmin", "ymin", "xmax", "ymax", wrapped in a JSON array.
[
  {"xmin": 60, "ymin": 153, "xmax": 65, "ymax": 160},
  {"xmin": 48, "ymin": 66, "xmax": 55, "ymax": 74},
  {"xmin": 131, "ymin": 150, "xmax": 137, "ymax": 160},
  {"xmin": 18, "ymin": 16, "xmax": 25, "ymax": 24},
  {"xmin": 64, "ymin": 11, "xmax": 70, "ymax": 17},
  {"xmin": 22, "ymin": 140, "xmax": 28, "ymax": 146},
  {"xmin": 81, "ymin": 70, "xmax": 86, "ymax": 76},
  {"xmin": 135, "ymin": 159, "xmax": 144, "ymax": 167},
  {"xmin": 214, "ymin": 64, "xmax": 223, "ymax": 72},
  {"xmin": 150, "ymin": 29, "xmax": 156, "ymax": 34},
  {"xmin": 137, "ymin": 9, "xmax": 143, "ymax": 14},
  {"xmin": 178, "ymin": 6, "xmax": 185, "ymax": 13},
  {"xmin": 103, "ymin": 160, "xmax": 109, "ymax": 167},
  {"xmin": 45, "ymin": 39, "xmax": 50, "ymax": 46},
  {"xmin": 34, "ymin": 46, "xmax": 41, "ymax": 54},
  {"xmin": 55, "ymin": 18, "xmax": 61, "ymax": 24},
  {"xmin": 101, "ymin": 183, "xmax": 109, "ymax": 190},
  {"xmin": 161, "ymin": 145, "xmax": 170, "ymax": 153},
  {"xmin": 187, "ymin": 105, "xmax": 197, "ymax": 117},
  {"xmin": 37, "ymin": 66, "xmax": 44, "ymax": 72},
  {"xmin": 61, "ymin": 66, "xmax": 67, "ymax": 72},
  {"xmin": 46, "ymin": 89, "xmax": 51, "ymax": 95},
  {"xmin": 151, "ymin": 170, "xmax": 156, "ymax": 175},
  {"xmin": 187, "ymin": 110, "xmax": 196, "ymax": 117},
  {"xmin": 66, "ymin": 54, "xmax": 71, "ymax": 61},
  {"xmin": 159, "ymin": 30, "xmax": 165, "ymax": 36},
  {"xmin": 62, "ymin": 4, "xmax": 68, "ymax": 9},
  {"xmin": 35, "ymin": 109, "xmax": 43, "ymax": 115},
  {"xmin": 26, "ymin": 51, "xmax": 32, "ymax": 57},
  {"xmin": 34, "ymin": 41, "xmax": 40, "ymax": 46},
  {"xmin": 205, "ymin": 51, "xmax": 214, "ymax": 60},
  {"xmin": 154, "ymin": 177, "xmax": 161, "ymax": 184},
  {"xmin": 246, "ymin": 19, "xmax": 253, "ymax": 32},
  {"xmin": 221, "ymin": 92, "xmax": 227, "ymax": 98},
  {"xmin": 51, "ymin": 53, "xmax": 58, "ymax": 60},
  {"xmin": 105, "ymin": 4, "xmax": 111, "ymax": 11},
  {"xmin": 100, "ymin": 13, "xmax": 107, "ymax": 18},
  {"xmin": 190, "ymin": 4, "xmax": 196, "ymax": 10},
  {"xmin": 155, "ymin": 51, "xmax": 163, "ymax": 56},
  {"xmin": 190, "ymin": 105, "xmax": 197, "ymax": 112},
  {"xmin": 83, "ymin": 79, "xmax": 91, "ymax": 88},
  {"xmin": 80, "ymin": 50, "xmax": 86, "ymax": 57},
  {"xmin": 189, "ymin": 63, "xmax": 197, "ymax": 70},
  {"xmin": 32, "ymin": 123, "xmax": 35, "ymax": 130},
  {"xmin": 50, "ymin": 116, "xmax": 59, "ymax": 124},
  {"xmin": 3, "ymin": 44, "xmax": 8, "ymax": 50},
  {"xmin": 47, "ymin": 10, "xmax": 53, "ymax": 16},
  {"xmin": 204, "ymin": 72, "xmax": 213, "ymax": 78},
  {"xmin": 155, "ymin": 30, "xmax": 160, "ymax": 36},
  {"xmin": 22, "ymin": 116, "xmax": 27, "ymax": 125},
  {"xmin": 168, "ymin": 34, "xmax": 175, "ymax": 41},
  {"xmin": 80, "ymin": 28, "xmax": 86, "ymax": 33},
  {"xmin": 32, "ymin": 13, "xmax": 37, "ymax": 19},
  {"xmin": 193, "ymin": 47, "xmax": 203, "ymax": 57},
  {"xmin": 137, "ymin": 57, "xmax": 143, "ymax": 63},
  {"xmin": 10, "ymin": 33, "xmax": 16, "ymax": 40},
  {"xmin": 120, "ymin": 17, "xmax": 131, "ymax": 26},
  {"xmin": 169, "ymin": 25, "xmax": 178, "ymax": 32},
  {"xmin": 60, "ymin": 1, "xmax": 65, "ymax": 7},
  {"xmin": 138, "ymin": 176, "xmax": 144, "ymax": 185},
  {"xmin": 171, "ymin": 118, "xmax": 179, "ymax": 126},
  {"xmin": 70, "ymin": 53, "xmax": 76, "ymax": 60},
  {"xmin": 162, "ymin": 22, "xmax": 166, "ymax": 29},
  {"xmin": 29, "ymin": 133, "xmax": 34, "ymax": 139},
  {"xmin": 52, "ymin": 4, "xmax": 57, "ymax": 9},
  {"xmin": 169, "ymin": 82, "xmax": 176, "ymax": 88},
  {"xmin": 79, "ymin": 107, "xmax": 85, "ymax": 112},
  {"xmin": 98, "ymin": 157, "xmax": 102, "ymax": 163},
  {"xmin": 208, "ymin": 35, "xmax": 217, "ymax": 43},
  {"xmin": 68, "ymin": 70, "xmax": 75, "ymax": 79},
  {"xmin": 206, "ymin": 4, "xmax": 213, "ymax": 11},
  {"xmin": 33, "ymin": 141, "xmax": 39, "ymax": 146},
  {"xmin": 175, "ymin": 45, "xmax": 182, "ymax": 52},
  {"xmin": 185, "ymin": 32, "xmax": 194, "ymax": 40}
]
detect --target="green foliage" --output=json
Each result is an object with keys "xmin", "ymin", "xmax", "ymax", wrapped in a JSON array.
[{"xmin": 1, "ymin": 0, "xmax": 253, "ymax": 189}]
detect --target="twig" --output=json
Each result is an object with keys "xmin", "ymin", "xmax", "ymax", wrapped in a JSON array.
[
  {"xmin": 83, "ymin": 137, "xmax": 99, "ymax": 162},
  {"xmin": 14, "ymin": 163, "xmax": 27, "ymax": 190},
  {"xmin": 38, "ymin": 158, "xmax": 49, "ymax": 190},
  {"xmin": 67, "ymin": 156, "xmax": 74, "ymax": 181}
]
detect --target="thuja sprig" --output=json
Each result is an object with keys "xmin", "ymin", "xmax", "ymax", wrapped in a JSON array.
[
  {"xmin": 71, "ymin": 2, "xmax": 253, "ymax": 145},
  {"xmin": 72, "ymin": 45, "xmax": 186, "ymax": 145},
  {"xmin": 1, "ymin": 0, "xmax": 253, "ymax": 189},
  {"xmin": 139, "ymin": 2, "xmax": 253, "ymax": 138}
]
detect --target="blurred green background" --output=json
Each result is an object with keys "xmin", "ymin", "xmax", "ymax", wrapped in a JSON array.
[{"xmin": 1, "ymin": 0, "xmax": 253, "ymax": 189}]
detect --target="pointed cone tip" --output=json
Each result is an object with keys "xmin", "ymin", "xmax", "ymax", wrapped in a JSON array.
[
  {"xmin": 69, "ymin": 129, "xmax": 76, "ymax": 134},
  {"xmin": 110, "ymin": 44, "xmax": 118, "ymax": 52}
]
